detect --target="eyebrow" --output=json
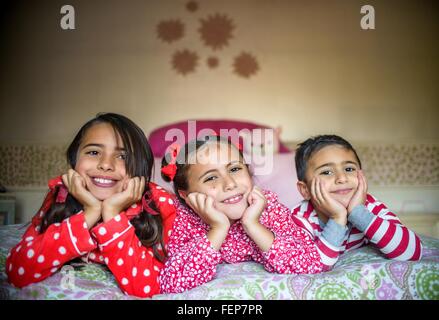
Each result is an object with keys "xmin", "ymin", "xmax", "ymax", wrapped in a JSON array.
[
  {"xmin": 81, "ymin": 143, "xmax": 126, "ymax": 151},
  {"xmin": 198, "ymin": 161, "xmax": 242, "ymax": 181},
  {"xmin": 314, "ymin": 161, "xmax": 358, "ymax": 171}
]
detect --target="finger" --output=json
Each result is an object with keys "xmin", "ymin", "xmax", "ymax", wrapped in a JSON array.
[
  {"xmin": 195, "ymin": 193, "xmax": 206, "ymax": 212},
  {"xmin": 186, "ymin": 193, "xmax": 198, "ymax": 211},
  {"xmin": 139, "ymin": 177, "xmax": 146, "ymax": 200},
  {"xmin": 62, "ymin": 174, "xmax": 70, "ymax": 189},
  {"xmin": 205, "ymin": 196, "xmax": 215, "ymax": 211}
]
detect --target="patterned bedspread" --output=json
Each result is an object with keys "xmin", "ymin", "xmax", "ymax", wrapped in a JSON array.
[{"xmin": 1, "ymin": 224, "xmax": 438, "ymax": 300}]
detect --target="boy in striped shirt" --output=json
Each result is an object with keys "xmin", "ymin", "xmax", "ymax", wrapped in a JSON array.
[{"xmin": 291, "ymin": 135, "xmax": 422, "ymax": 270}]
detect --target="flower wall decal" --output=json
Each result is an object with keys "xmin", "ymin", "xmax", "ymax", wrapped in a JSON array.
[
  {"xmin": 172, "ymin": 49, "xmax": 199, "ymax": 75},
  {"xmin": 186, "ymin": 1, "xmax": 199, "ymax": 13},
  {"xmin": 207, "ymin": 56, "xmax": 219, "ymax": 69},
  {"xmin": 198, "ymin": 13, "xmax": 235, "ymax": 51},
  {"xmin": 155, "ymin": 3, "xmax": 260, "ymax": 78},
  {"xmin": 157, "ymin": 19, "xmax": 185, "ymax": 43},
  {"xmin": 233, "ymin": 52, "xmax": 259, "ymax": 78}
]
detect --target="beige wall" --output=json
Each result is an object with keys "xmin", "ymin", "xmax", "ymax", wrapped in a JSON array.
[{"xmin": 0, "ymin": 0, "xmax": 438, "ymax": 145}]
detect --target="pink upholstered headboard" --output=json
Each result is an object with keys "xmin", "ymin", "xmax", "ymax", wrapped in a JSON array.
[{"xmin": 148, "ymin": 119, "xmax": 290, "ymax": 158}]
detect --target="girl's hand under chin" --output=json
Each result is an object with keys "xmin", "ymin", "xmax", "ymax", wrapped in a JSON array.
[
  {"xmin": 241, "ymin": 187, "xmax": 267, "ymax": 227},
  {"xmin": 102, "ymin": 176, "xmax": 145, "ymax": 222},
  {"xmin": 186, "ymin": 192, "xmax": 230, "ymax": 230},
  {"xmin": 62, "ymin": 169, "xmax": 102, "ymax": 228}
]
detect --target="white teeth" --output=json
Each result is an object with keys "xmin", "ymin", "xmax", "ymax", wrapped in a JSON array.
[
  {"xmin": 93, "ymin": 178, "xmax": 114, "ymax": 184},
  {"xmin": 223, "ymin": 195, "xmax": 241, "ymax": 203}
]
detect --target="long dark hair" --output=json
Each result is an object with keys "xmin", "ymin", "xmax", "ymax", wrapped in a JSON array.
[
  {"xmin": 161, "ymin": 135, "xmax": 249, "ymax": 205},
  {"xmin": 39, "ymin": 113, "xmax": 167, "ymax": 261}
]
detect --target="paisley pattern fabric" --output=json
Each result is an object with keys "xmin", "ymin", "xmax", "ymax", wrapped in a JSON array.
[{"xmin": 1, "ymin": 224, "xmax": 438, "ymax": 300}]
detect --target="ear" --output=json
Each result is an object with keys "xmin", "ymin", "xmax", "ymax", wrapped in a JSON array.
[{"xmin": 297, "ymin": 180, "xmax": 311, "ymax": 200}]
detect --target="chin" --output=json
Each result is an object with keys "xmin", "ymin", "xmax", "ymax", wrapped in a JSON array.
[{"xmin": 221, "ymin": 204, "xmax": 247, "ymax": 221}]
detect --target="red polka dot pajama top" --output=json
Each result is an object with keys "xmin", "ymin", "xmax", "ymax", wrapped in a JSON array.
[
  {"xmin": 6, "ymin": 176, "xmax": 176, "ymax": 298},
  {"xmin": 159, "ymin": 190, "xmax": 324, "ymax": 294}
]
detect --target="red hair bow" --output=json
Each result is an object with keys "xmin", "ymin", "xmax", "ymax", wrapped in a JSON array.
[{"xmin": 161, "ymin": 143, "xmax": 180, "ymax": 181}]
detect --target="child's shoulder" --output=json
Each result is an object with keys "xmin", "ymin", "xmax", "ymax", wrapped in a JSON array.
[{"xmin": 148, "ymin": 182, "xmax": 177, "ymax": 219}]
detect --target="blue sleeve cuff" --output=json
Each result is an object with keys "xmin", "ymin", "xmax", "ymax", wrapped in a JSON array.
[
  {"xmin": 321, "ymin": 219, "xmax": 349, "ymax": 247},
  {"xmin": 348, "ymin": 204, "xmax": 375, "ymax": 232}
]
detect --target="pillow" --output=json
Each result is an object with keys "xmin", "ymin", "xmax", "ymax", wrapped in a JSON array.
[
  {"xmin": 251, "ymin": 152, "xmax": 303, "ymax": 209},
  {"xmin": 150, "ymin": 152, "xmax": 303, "ymax": 209}
]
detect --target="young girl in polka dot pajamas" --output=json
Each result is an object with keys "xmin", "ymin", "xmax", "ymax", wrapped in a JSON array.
[
  {"xmin": 6, "ymin": 113, "xmax": 176, "ymax": 298},
  {"xmin": 159, "ymin": 136, "xmax": 323, "ymax": 294}
]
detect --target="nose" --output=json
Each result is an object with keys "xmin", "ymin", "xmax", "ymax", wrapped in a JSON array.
[
  {"xmin": 335, "ymin": 171, "xmax": 348, "ymax": 184},
  {"xmin": 223, "ymin": 174, "xmax": 237, "ymax": 191},
  {"xmin": 97, "ymin": 155, "xmax": 115, "ymax": 172}
]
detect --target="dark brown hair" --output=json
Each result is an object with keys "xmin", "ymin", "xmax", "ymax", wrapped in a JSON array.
[{"xmin": 39, "ymin": 113, "xmax": 167, "ymax": 261}]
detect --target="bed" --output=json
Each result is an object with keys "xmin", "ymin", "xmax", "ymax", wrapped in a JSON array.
[{"xmin": 1, "ymin": 223, "xmax": 438, "ymax": 300}]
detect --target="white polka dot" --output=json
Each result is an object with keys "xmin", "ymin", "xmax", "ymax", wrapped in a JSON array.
[
  {"xmin": 117, "ymin": 241, "xmax": 124, "ymax": 249},
  {"xmin": 121, "ymin": 278, "xmax": 128, "ymax": 285},
  {"xmin": 149, "ymin": 251, "xmax": 154, "ymax": 256},
  {"xmin": 8, "ymin": 263, "xmax": 12, "ymax": 271},
  {"xmin": 89, "ymin": 253, "xmax": 96, "ymax": 260},
  {"xmin": 25, "ymin": 236, "xmax": 34, "ymax": 242},
  {"xmin": 99, "ymin": 255, "xmax": 104, "ymax": 261},
  {"xmin": 138, "ymin": 241, "xmax": 141, "ymax": 247},
  {"xmin": 53, "ymin": 260, "xmax": 60, "ymax": 266},
  {"xmin": 128, "ymin": 247, "xmax": 133, "ymax": 256},
  {"xmin": 89, "ymin": 238, "xmax": 95, "ymax": 245},
  {"xmin": 156, "ymin": 186, "xmax": 162, "ymax": 190},
  {"xmin": 27, "ymin": 241, "xmax": 33, "ymax": 247},
  {"xmin": 104, "ymin": 257, "xmax": 109, "ymax": 264},
  {"xmin": 143, "ymin": 269, "xmax": 150, "ymax": 277},
  {"xmin": 159, "ymin": 197, "xmax": 166, "ymax": 202},
  {"xmin": 27, "ymin": 249, "xmax": 34, "ymax": 258},
  {"xmin": 16, "ymin": 245, "xmax": 22, "ymax": 253},
  {"xmin": 98, "ymin": 227, "xmax": 107, "ymax": 235},
  {"xmin": 131, "ymin": 203, "xmax": 137, "ymax": 209},
  {"xmin": 35, "ymin": 226, "xmax": 40, "ymax": 232},
  {"xmin": 37, "ymin": 255, "xmax": 45, "ymax": 263},
  {"xmin": 117, "ymin": 258, "xmax": 124, "ymax": 266},
  {"xmin": 153, "ymin": 266, "xmax": 159, "ymax": 272},
  {"xmin": 34, "ymin": 273, "xmax": 41, "ymax": 279},
  {"xmin": 18, "ymin": 267, "xmax": 25, "ymax": 275},
  {"xmin": 58, "ymin": 246, "xmax": 66, "ymax": 255},
  {"xmin": 54, "ymin": 223, "xmax": 61, "ymax": 227},
  {"xmin": 168, "ymin": 199, "xmax": 174, "ymax": 205},
  {"xmin": 53, "ymin": 233, "xmax": 60, "ymax": 240},
  {"xmin": 143, "ymin": 286, "xmax": 150, "ymax": 294},
  {"xmin": 132, "ymin": 267, "xmax": 137, "ymax": 277},
  {"xmin": 168, "ymin": 230, "xmax": 172, "ymax": 237},
  {"xmin": 39, "ymin": 211, "xmax": 44, "ymax": 217},
  {"xmin": 83, "ymin": 222, "xmax": 88, "ymax": 229},
  {"xmin": 50, "ymin": 267, "xmax": 58, "ymax": 273},
  {"xmin": 114, "ymin": 215, "xmax": 121, "ymax": 222}
]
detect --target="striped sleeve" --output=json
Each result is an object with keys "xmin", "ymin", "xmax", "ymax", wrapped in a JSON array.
[{"xmin": 357, "ymin": 195, "xmax": 423, "ymax": 261}]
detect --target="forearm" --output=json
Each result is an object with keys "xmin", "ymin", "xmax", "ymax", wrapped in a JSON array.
[{"xmin": 243, "ymin": 222, "xmax": 274, "ymax": 252}]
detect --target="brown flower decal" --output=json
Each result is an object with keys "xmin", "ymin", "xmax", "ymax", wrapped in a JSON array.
[
  {"xmin": 172, "ymin": 49, "xmax": 198, "ymax": 75},
  {"xmin": 157, "ymin": 19, "xmax": 184, "ymax": 43},
  {"xmin": 233, "ymin": 52, "xmax": 259, "ymax": 78},
  {"xmin": 186, "ymin": 1, "xmax": 199, "ymax": 12},
  {"xmin": 199, "ymin": 13, "xmax": 234, "ymax": 50},
  {"xmin": 207, "ymin": 56, "xmax": 219, "ymax": 69}
]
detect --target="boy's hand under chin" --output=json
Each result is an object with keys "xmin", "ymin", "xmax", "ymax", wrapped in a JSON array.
[
  {"xmin": 62, "ymin": 169, "xmax": 102, "ymax": 228},
  {"xmin": 310, "ymin": 177, "xmax": 348, "ymax": 226},
  {"xmin": 102, "ymin": 176, "xmax": 145, "ymax": 222},
  {"xmin": 347, "ymin": 170, "xmax": 368, "ymax": 213}
]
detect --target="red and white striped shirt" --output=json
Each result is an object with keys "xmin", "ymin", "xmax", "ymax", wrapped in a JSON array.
[
  {"xmin": 291, "ymin": 194, "xmax": 423, "ymax": 270},
  {"xmin": 6, "ymin": 176, "xmax": 176, "ymax": 298},
  {"xmin": 159, "ymin": 190, "xmax": 323, "ymax": 294}
]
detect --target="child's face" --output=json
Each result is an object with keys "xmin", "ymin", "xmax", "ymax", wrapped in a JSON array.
[
  {"xmin": 74, "ymin": 123, "xmax": 130, "ymax": 201},
  {"xmin": 300, "ymin": 145, "xmax": 360, "ymax": 208},
  {"xmin": 184, "ymin": 142, "xmax": 253, "ymax": 221}
]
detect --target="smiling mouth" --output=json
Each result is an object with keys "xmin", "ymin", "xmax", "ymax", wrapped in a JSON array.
[
  {"xmin": 331, "ymin": 188, "xmax": 353, "ymax": 195},
  {"xmin": 222, "ymin": 194, "xmax": 244, "ymax": 205},
  {"xmin": 91, "ymin": 177, "xmax": 118, "ymax": 188}
]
